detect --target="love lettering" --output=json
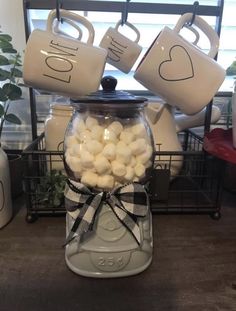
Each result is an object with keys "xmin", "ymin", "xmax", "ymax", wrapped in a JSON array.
[
  {"xmin": 43, "ymin": 40, "xmax": 78, "ymax": 83},
  {"xmin": 108, "ymin": 37, "xmax": 127, "ymax": 62}
]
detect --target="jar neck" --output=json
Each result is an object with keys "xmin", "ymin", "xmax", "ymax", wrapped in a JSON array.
[
  {"xmin": 73, "ymin": 102, "xmax": 147, "ymax": 118},
  {"xmin": 50, "ymin": 104, "xmax": 74, "ymax": 117}
]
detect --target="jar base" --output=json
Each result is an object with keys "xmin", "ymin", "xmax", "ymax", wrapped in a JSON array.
[{"xmin": 64, "ymin": 205, "xmax": 153, "ymax": 278}]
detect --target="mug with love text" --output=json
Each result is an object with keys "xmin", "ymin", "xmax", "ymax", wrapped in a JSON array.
[
  {"xmin": 23, "ymin": 9, "xmax": 107, "ymax": 98},
  {"xmin": 99, "ymin": 20, "xmax": 142, "ymax": 73},
  {"xmin": 134, "ymin": 13, "xmax": 226, "ymax": 115}
]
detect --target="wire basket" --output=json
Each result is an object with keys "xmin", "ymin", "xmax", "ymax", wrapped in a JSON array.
[
  {"xmin": 22, "ymin": 130, "xmax": 223, "ymax": 222},
  {"xmin": 22, "ymin": 132, "xmax": 66, "ymax": 222},
  {"xmin": 149, "ymin": 130, "xmax": 223, "ymax": 218}
]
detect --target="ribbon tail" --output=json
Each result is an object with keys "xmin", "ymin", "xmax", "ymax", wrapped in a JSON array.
[
  {"xmin": 64, "ymin": 192, "xmax": 104, "ymax": 247},
  {"xmin": 62, "ymin": 232, "xmax": 76, "ymax": 247}
]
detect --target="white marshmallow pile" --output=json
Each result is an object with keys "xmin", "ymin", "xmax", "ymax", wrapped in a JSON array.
[{"xmin": 65, "ymin": 116, "xmax": 153, "ymax": 189}]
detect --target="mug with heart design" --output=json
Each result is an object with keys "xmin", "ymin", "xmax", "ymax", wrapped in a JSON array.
[
  {"xmin": 23, "ymin": 9, "xmax": 107, "ymax": 98},
  {"xmin": 134, "ymin": 13, "xmax": 226, "ymax": 115},
  {"xmin": 99, "ymin": 20, "xmax": 142, "ymax": 73}
]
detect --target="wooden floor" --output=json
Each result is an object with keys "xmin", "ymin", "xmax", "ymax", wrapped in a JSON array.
[{"xmin": 0, "ymin": 191, "xmax": 236, "ymax": 311}]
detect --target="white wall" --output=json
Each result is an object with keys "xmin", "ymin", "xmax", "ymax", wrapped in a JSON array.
[{"xmin": 0, "ymin": 0, "xmax": 26, "ymax": 53}]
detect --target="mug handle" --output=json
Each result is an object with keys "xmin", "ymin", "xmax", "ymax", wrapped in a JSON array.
[
  {"xmin": 174, "ymin": 13, "xmax": 219, "ymax": 58},
  {"xmin": 54, "ymin": 18, "xmax": 83, "ymax": 40},
  {"xmin": 183, "ymin": 24, "xmax": 200, "ymax": 46},
  {"xmin": 115, "ymin": 20, "xmax": 140, "ymax": 43},
  {"xmin": 47, "ymin": 9, "xmax": 95, "ymax": 44}
]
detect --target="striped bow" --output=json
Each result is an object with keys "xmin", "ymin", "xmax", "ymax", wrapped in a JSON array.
[{"xmin": 64, "ymin": 179, "xmax": 149, "ymax": 246}]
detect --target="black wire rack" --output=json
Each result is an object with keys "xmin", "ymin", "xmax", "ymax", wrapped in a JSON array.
[{"xmin": 22, "ymin": 130, "xmax": 223, "ymax": 222}]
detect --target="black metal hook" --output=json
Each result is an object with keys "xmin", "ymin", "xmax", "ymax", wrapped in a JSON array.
[
  {"xmin": 121, "ymin": 0, "xmax": 131, "ymax": 26},
  {"xmin": 56, "ymin": 0, "xmax": 63, "ymax": 23},
  {"xmin": 188, "ymin": 1, "xmax": 199, "ymax": 26}
]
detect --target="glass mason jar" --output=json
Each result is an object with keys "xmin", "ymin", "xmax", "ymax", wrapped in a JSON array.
[{"xmin": 64, "ymin": 77, "xmax": 155, "ymax": 190}]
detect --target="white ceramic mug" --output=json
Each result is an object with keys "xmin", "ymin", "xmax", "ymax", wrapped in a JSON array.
[
  {"xmin": 175, "ymin": 105, "xmax": 221, "ymax": 133},
  {"xmin": 99, "ymin": 20, "xmax": 142, "ymax": 73},
  {"xmin": 23, "ymin": 9, "xmax": 107, "ymax": 98},
  {"xmin": 134, "ymin": 13, "xmax": 226, "ymax": 115}
]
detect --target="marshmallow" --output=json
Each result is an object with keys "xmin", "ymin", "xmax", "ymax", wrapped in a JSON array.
[
  {"xmin": 116, "ymin": 140, "xmax": 127, "ymax": 149},
  {"xmin": 103, "ymin": 128, "xmax": 118, "ymax": 144},
  {"xmin": 65, "ymin": 135, "xmax": 78, "ymax": 148},
  {"xmin": 97, "ymin": 175, "xmax": 114, "ymax": 189},
  {"xmin": 132, "ymin": 123, "xmax": 146, "ymax": 138},
  {"xmin": 79, "ymin": 130, "xmax": 91, "ymax": 143},
  {"xmin": 73, "ymin": 118, "xmax": 86, "ymax": 133},
  {"xmin": 134, "ymin": 163, "xmax": 146, "ymax": 178},
  {"xmin": 102, "ymin": 143, "xmax": 116, "ymax": 161},
  {"xmin": 71, "ymin": 143, "xmax": 87, "ymax": 157},
  {"xmin": 86, "ymin": 140, "xmax": 103, "ymax": 155},
  {"xmin": 130, "ymin": 156, "xmax": 137, "ymax": 168},
  {"xmin": 94, "ymin": 155, "xmax": 111, "ymax": 174},
  {"xmin": 115, "ymin": 181, "xmax": 122, "ymax": 187},
  {"xmin": 124, "ymin": 166, "xmax": 135, "ymax": 181},
  {"xmin": 81, "ymin": 171, "xmax": 98, "ymax": 188},
  {"xmin": 108, "ymin": 121, "xmax": 123, "ymax": 135},
  {"xmin": 116, "ymin": 145, "xmax": 132, "ymax": 165},
  {"xmin": 130, "ymin": 138, "xmax": 147, "ymax": 155},
  {"xmin": 91, "ymin": 125, "xmax": 104, "ymax": 141},
  {"xmin": 85, "ymin": 116, "xmax": 99, "ymax": 129},
  {"xmin": 136, "ymin": 145, "xmax": 153, "ymax": 164},
  {"xmin": 65, "ymin": 149, "xmax": 73, "ymax": 159},
  {"xmin": 67, "ymin": 156, "xmax": 83, "ymax": 173},
  {"xmin": 80, "ymin": 150, "xmax": 94, "ymax": 169},
  {"xmin": 111, "ymin": 160, "xmax": 126, "ymax": 177},
  {"xmin": 119, "ymin": 130, "xmax": 135, "ymax": 145}
]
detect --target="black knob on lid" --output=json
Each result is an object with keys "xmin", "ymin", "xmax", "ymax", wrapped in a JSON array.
[{"xmin": 101, "ymin": 76, "xmax": 117, "ymax": 92}]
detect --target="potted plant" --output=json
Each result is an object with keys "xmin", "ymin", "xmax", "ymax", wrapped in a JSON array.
[{"xmin": 0, "ymin": 28, "xmax": 23, "ymax": 227}]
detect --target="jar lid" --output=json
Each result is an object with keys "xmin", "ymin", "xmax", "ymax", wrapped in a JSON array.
[{"xmin": 71, "ymin": 76, "xmax": 147, "ymax": 105}]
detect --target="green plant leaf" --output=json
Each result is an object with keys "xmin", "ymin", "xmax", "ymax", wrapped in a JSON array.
[
  {"xmin": 0, "ymin": 104, "xmax": 4, "ymax": 117},
  {"xmin": 0, "ymin": 68, "xmax": 11, "ymax": 81},
  {"xmin": 8, "ymin": 59, "xmax": 22, "ymax": 66},
  {"xmin": 0, "ymin": 87, "xmax": 8, "ymax": 101},
  {"xmin": 0, "ymin": 55, "xmax": 9, "ymax": 65},
  {"xmin": 2, "ymin": 83, "xmax": 22, "ymax": 100},
  {"xmin": 0, "ymin": 34, "xmax": 12, "ymax": 42},
  {"xmin": 1, "ymin": 47, "xmax": 17, "ymax": 54},
  {"xmin": 10, "ymin": 68, "xmax": 22, "ymax": 77},
  {"xmin": 0, "ymin": 40, "xmax": 12, "ymax": 49},
  {"xmin": 5, "ymin": 113, "xmax": 21, "ymax": 124}
]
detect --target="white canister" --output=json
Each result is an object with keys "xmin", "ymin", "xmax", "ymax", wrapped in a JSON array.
[
  {"xmin": 0, "ymin": 147, "xmax": 12, "ymax": 228},
  {"xmin": 45, "ymin": 103, "xmax": 74, "ymax": 171}
]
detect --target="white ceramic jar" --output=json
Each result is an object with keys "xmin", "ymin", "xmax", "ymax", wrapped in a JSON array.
[
  {"xmin": 0, "ymin": 147, "xmax": 12, "ymax": 228},
  {"xmin": 45, "ymin": 103, "xmax": 74, "ymax": 171}
]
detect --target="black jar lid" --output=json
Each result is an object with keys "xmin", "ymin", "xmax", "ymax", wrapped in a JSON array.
[{"xmin": 71, "ymin": 76, "xmax": 147, "ymax": 105}]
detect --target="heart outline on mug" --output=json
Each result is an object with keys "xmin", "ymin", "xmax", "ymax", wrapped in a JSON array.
[{"xmin": 158, "ymin": 45, "xmax": 194, "ymax": 82}]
